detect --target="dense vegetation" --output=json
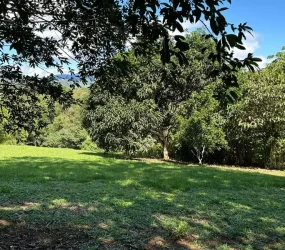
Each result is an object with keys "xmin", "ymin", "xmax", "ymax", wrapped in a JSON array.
[
  {"xmin": 1, "ymin": 31, "xmax": 285, "ymax": 169},
  {"xmin": 84, "ymin": 31, "xmax": 218, "ymax": 160},
  {"xmin": 0, "ymin": 88, "xmax": 96, "ymax": 151},
  {"xmin": 83, "ymin": 36, "xmax": 285, "ymax": 169},
  {"xmin": 0, "ymin": 0, "xmax": 273, "ymax": 168},
  {"xmin": 0, "ymin": 0, "xmax": 260, "ymax": 105},
  {"xmin": 0, "ymin": 145, "xmax": 284, "ymax": 249},
  {"xmin": 1, "ymin": 1, "xmax": 284, "ymax": 249}
]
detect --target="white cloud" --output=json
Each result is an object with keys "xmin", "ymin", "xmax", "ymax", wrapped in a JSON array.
[
  {"xmin": 35, "ymin": 25, "xmax": 76, "ymax": 63},
  {"xmin": 233, "ymin": 33, "xmax": 259, "ymax": 59},
  {"xmin": 21, "ymin": 64, "xmax": 69, "ymax": 77},
  {"xmin": 233, "ymin": 32, "xmax": 268, "ymax": 68},
  {"xmin": 126, "ymin": 37, "xmax": 136, "ymax": 49},
  {"xmin": 35, "ymin": 29, "xmax": 62, "ymax": 40}
]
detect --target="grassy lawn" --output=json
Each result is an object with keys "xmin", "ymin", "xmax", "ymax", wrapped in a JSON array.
[{"xmin": 0, "ymin": 145, "xmax": 284, "ymax": 250}]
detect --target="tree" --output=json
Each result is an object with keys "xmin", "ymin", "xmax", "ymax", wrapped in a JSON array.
[
  {"xmin": 0, "ymin": 76, "xmax": 73, "ymax": 136},
  {"xmin": 0, "ymin": 90, "xmax": 57, "ymax": 145},
  {"xmin": 224, "ymin": 48, "xmax": 285, "ymax": 167},
  {"xmin": 43, "ymin": 88, "xmax": 92, "ymax": 149},
  {"xmin": 0, "ymin": 0, "xmax": 261, "ymax": 131},
  {"xmin": 84, "ymin": 96, "xmax": 160, "ymax": 154},
  {"xmin": 173, "ymin": 86, "xmax": 227, "ymax": 164},
  {"xmin": 84, "ymin": 31, "xmax": 218, "ymax": 159}
]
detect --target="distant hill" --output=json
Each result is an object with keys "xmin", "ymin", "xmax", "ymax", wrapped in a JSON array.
[
  {"xmin": 55, "ymin": 74, "xmax": 93, "ymax": 88},
  {"xmin": 55, "ymin": 74, "xmax": 80, "ymax": 81}
]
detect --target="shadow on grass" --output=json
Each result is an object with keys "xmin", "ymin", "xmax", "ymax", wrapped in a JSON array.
[
  {"xmin": 0, "ymin": 155, "xmax": 284, "ymax": 249},
  {"xmin": 80, "ymin": 151, "xmax": 124, "ymax": 159},
  {"xmin": 79, "ymin": 151, "xmax": 190, "ymax": 165}
]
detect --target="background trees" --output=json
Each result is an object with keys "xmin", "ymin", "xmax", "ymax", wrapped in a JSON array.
[
  {"xmin": 223, "ymin": 49, "xmax": 285, "ymax": 167},
  {"xmin": 0, "ymin": 90, "xmax": 57, "ymax": 145},
  {"xmin": 173, "ymin": 86, "xmax": 227, "ymax": 164},
  {"xmin": 0, "ymin": 0, "xmax": 263, "ymax": 158},
  {"xmin": 0, "ymin": 0, "xmax": 261, "ymax": 133},
  {"xmin": 0, "ymin": 87, "xmax": 94, "ymax": 150},
  {"xmin": 42, "ymin": 88, "xmax": 95, "ymax": 150},
  {"xmin": 83, "ymin": 44, "xmax": 285, "ymax": 168},
  {"xmin": 0, "ymin": 0, "xmax": 284, "ymax": 170},
  {"xmin": 42, "ymin": 102, "xmax": 87, "ymax": 149},
  {"xmin": 1, "ymin": 43, "xmax": 285, "ymax": 169},
  {"xmin": 84, "ymin": 31, "xmax": 218, "ymax": 159}
]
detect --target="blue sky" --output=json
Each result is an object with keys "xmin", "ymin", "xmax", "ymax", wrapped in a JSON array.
[
  {"xmin": 66, "ymin": 0, "xmax": 285, "ymax": 72},
  {"xmin": 177, "ymin": 0, "xmax": 285, "ymax": 67},
  {"xmin": 225, "ymin": 0, "xmax": 285, "ymax": 57}
]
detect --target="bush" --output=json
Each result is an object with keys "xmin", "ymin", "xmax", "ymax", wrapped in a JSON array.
[
  {"xmin": 43, "ymin": 128, "xmax": 87, "ymax": 149},
  {"xmin": 2, "ymin": 135, "xmax": 17, "ymax": 145},
  {"xmin": 0, "ymin": 127, "xmax": 17, "ymax": 145},
  {"xmin": 269, "ymin": 139, "xmax": 285, "ymax": 170},
  {"xmin": 80, "ymin": 136, "xmax": 99, "ymax": 151},
  {"xmin": 134, "ymin": 143, "xmax": 163, "ymax": 158},
  {"xmin": 42, "ymin": 98, "xmax": 90, "ymax": 150}
]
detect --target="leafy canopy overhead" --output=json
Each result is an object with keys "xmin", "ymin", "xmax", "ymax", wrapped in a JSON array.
[
  {"xmin": 0, "ymin": 0, "xmax": 260, "ymax": 83},
  {"xmin": 0, "ymin": 0, "xmax": 261, "ymax": 131}
]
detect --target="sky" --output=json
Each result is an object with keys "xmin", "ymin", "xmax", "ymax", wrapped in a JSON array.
[
  {"xmin": 225, "ymin": 0, "xmax": 285, "ymax": 63},
  {"xmin": 7, "ymin": 0, "xmax": 285, "ymax": 76},
  {"xmin": 177, "ymin": 0, "xmax": 285, "ymax": 68}
]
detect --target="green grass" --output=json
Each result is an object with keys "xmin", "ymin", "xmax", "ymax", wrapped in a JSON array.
[{"xmin": 0, "ymin": 145, "xmax": 285, "ymax": 250}]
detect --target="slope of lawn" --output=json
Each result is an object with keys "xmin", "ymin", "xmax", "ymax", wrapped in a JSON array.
[{"xmin": 0, "ymin": 145, "xmax": 284, "ymax": 250}]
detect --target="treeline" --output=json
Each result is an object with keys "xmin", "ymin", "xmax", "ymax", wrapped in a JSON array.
[
  {"xmin": 83, "ymin": 31, "xmax": 285, "ymax": 169},
  {"xmin": 1, "ymin": 31, "xmax": 285, "ymax": 169},
  {"xmin": 0, "ymin": 88, "xmax": 97, "ymax": 151}
]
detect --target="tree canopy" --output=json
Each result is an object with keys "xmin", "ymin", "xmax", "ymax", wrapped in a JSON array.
[
  {"xmin": 84, "ymin": 31, "xmax": 219, "ymax": 159},
  {"xmin": 224, "ymin": 49, "xmax": 285, "ymax": 167},
  {"xmin": 173, "ymin": 86, "xmax": 227, "ymax": 164},
  {"xmin": 0, "ymin": 0, "xmax": 261, "ymax": 90},
  {"xmin": 0, "ymin": 0, "xmax": 263, "ymax": 130}
]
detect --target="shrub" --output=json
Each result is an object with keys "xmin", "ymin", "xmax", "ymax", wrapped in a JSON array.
[
  {"xmin": 43, "ymin": 128, "xmax": 87, "ymax": 149},
  {"xmin": 80, "ymin": 136, "xmax": 99, "ymax": 151},
  {"xmin": 0, "ymin": 126, "xmax": 17, "ymax": 145},
  {"xmin": 134, "ymin": 143, "xmax": 163, "ymax": 158},
  {"xmin": 269, "ymin": 139, "xmax": 285, "ymax": 170}
]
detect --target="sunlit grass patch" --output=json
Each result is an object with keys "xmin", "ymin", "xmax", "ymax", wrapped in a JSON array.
[{"xmin": 0, "ymin": 145, "xmax": 284, "ymax": 249}]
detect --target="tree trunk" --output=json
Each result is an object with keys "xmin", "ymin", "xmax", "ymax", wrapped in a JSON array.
[
  {"xmin": 199, "ymin": 146, "xmax": 205, "ymax": 165},
  {"xmin": 192, "ymin": 146, "xmax": 205, "ymax": 165},
  {"xmin": 163, "ymin": 139, "xmax": 170, "ymax": 161},
  {"xmin": 33, "ymin": 136, "xmax": 38, "ymax": 147},
  {"xmin": 157, "ymin": 128, "xmax": 170, "ymax": 160}
]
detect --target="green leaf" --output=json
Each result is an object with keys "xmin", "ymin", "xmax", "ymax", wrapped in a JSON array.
[
  {"xmin": 218, "ymin": 7, "xmax": 229, "ymax": 12},
  {"xmin": 210, "ymin": 18, "xmax": 219, "ymax": 36},
  {"xmin": 176, "ymin": 41, "xmax": 190, "ymax": 52},
  {"xmin": 235, "ymin": 43, "xmax": 246, "ymax": 50},
  {"xmin": 193, "ymin": 9, "xmax": 201, "ymax": 22},
  {"xmin": 226, "ymin": 34, "xmax": 239, "ymax": 47},
  {"xmin": 251, "ymin": 57, "xmax": 262, "ymax": 62},
  {"xmin": 175, "ymin": 21, "xmax": 184, "ymax": 32},
  {"xmin": 174, "ymin": 35, "xmax": 186, "ymax": 41}
]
